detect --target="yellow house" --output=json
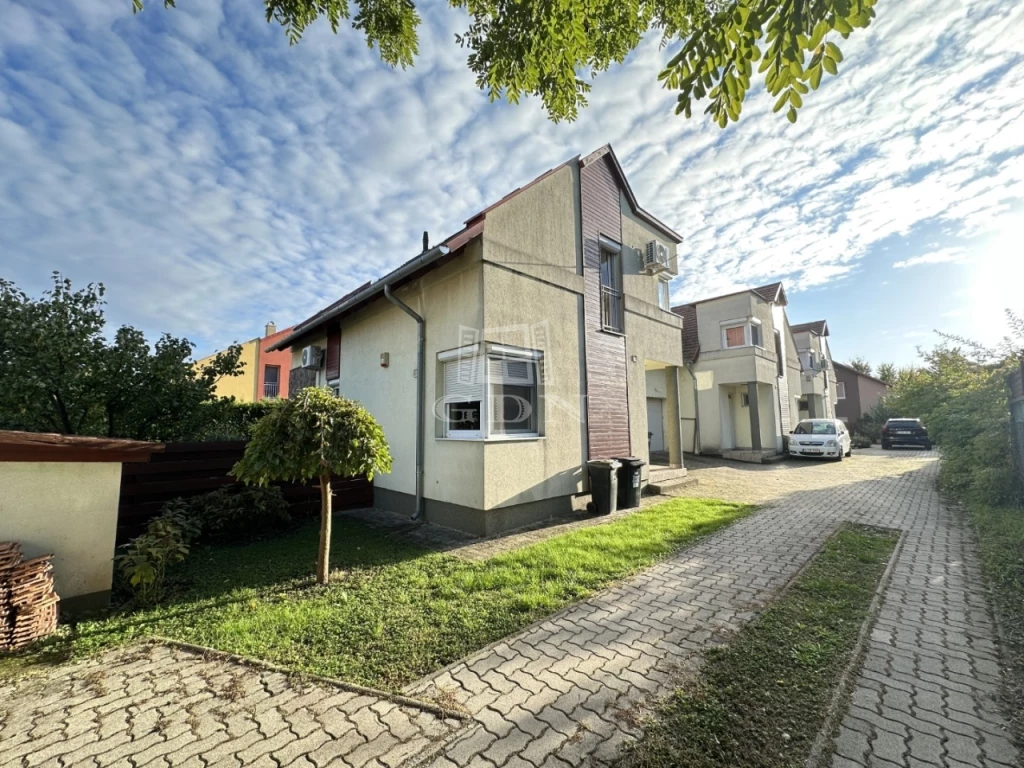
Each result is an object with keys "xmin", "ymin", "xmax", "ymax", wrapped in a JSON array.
[{"xmin": 196, "ymin": 323, "xmax": 294, "ymax": 402}]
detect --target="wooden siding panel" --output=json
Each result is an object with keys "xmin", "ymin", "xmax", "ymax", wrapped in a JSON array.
[{"xmin": 580, "ymin": 155, "xmax": 631, "ymax": 459}]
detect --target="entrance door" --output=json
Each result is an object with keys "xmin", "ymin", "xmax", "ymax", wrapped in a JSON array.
[{"xmin": 647, "ymin": 398, "xmax": 665, "ymax": 453}]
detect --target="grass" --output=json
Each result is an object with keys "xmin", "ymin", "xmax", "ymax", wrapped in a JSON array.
[
  {"xmin": 614, "ymin": 524, "xmax": 899, "ymax": 768},
  {"xmin": 0, "ymin": 496, "xmax": 751, "ymax": 690},
  {"xmin": 969, "ymin": 503, "xmax": 1024, "ymax": 745}
]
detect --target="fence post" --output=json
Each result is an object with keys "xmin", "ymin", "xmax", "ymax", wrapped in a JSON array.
[{"xmin": 1009, "ymin": 362, "xmax": 1024, "ymax": 494}]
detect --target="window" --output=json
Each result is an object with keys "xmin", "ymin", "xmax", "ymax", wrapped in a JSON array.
[
  {"xmin": 837, "ymin": 381, "xmax": 846, "ymax": 400},
  {"xmin": 794, "ymin": 420, "xmax": 836, "ymax": 435},
  {"xmin": 658, "ymin": 280, "xmax": 671, "ymax": 311},
  {"xmin": 750, "ymin": 322, "xmax": 762, "ymax": 348},
  {"xmin": 798, "ymin": 398, "xmax": 809, "ymax": 412},
  {"xmin": 600, "ymin": 242, "xmax": 624, "ymax": 333},
  {"xmin": 774, "ymin": 330, "xmax": 784, "ymax": 377},
  {"xmin": 724, "ymin": 326, "xmax": 746, "ymax": 348},
  {"xmin": 741, "ymin": 393, "xmax": 750, "ymax": 407},
  {"xmin": 263, "ymin": 365, "xmax": 281, "ymax": 399},
  {"xmin": 440, "ymin": 345, "xmax": 542, "ymax": 439}
]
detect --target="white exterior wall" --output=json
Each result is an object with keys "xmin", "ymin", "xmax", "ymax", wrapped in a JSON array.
[{"xmin": 0, "ymin": 462, "xmax": 121, "ymax": 605}]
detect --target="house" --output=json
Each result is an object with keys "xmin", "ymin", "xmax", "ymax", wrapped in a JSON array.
[
  {"xmin": 673, "ymin": 283, "xmax": 803, "ymax": 462},
  {"xmin": 268, "ymin": 145, "xmax": 688, "ymax": 536},
  {"xmin": 833, "ymin": 361, "xmax": 888, "ymax": 426},
  {"xmin": 790, "ymin": 321, "xmax": 838, "ymax": 420},
  {"xmin": 196, "ymin": 323, "xmax": 294, "ymax": 402}
]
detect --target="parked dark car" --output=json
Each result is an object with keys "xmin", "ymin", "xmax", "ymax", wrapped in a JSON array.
[{"xmin": 881, "ymin": 418, "xmax": 932, "ymax": 450}]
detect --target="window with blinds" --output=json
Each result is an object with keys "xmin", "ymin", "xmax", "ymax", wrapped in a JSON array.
[
  {"xmin": 724, "ymin": 326, "xmax": 745, "ymax": 348},
  {"xmin": 440, "ymin": 351, "xmax": 540, "ymax": 438}
]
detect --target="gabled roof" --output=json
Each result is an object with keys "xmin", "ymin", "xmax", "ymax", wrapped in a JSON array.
[
  {"xmin": 273, "ymin": 145, "xmax": 685, "ymax": 351},
  {"xmin": 791, "ymin": 320, "xmax": 829, "ymax": 336},
  {"xmin": 833, "ymin": 360, "xmax": 889, "ymax": 387},
  {"xmin": 579, "ymin": 145, "xmax": 684, "ymax": 244},
  {"xmin": 674, "ymin": 281, "xmax": 789, "ymax": 310}
]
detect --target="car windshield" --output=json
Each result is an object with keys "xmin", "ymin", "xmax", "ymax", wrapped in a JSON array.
[
  {"xmin": 794, "ymin": 421, "xmax": 836, "ymax": 435},
  {"xmin": 888, "ymin": 420, "xmax": 921, "ymax": 429}
]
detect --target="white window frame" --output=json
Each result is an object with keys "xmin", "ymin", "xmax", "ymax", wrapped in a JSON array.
[
  {"xmin": 657, "ymin": 278, "xmax": 671, "ymax": 311},
  {"xmin": 720, "ymin": 317, "xmax": 763, "ymax": 350},
  {"xmin": 836, "ymin": 381, "xmax": 846, "ymax": 400},
  {"xmin": 438, "ymin": 343, "xmax": 543, "ymax": 440}
]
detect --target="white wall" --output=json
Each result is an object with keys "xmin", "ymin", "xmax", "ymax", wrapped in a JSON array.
[{"xmin": 0, "ymin": 462, "xmax": 121, "ymax": 605}]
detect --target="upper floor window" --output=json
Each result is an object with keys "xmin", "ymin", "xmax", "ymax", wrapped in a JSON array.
[
  {"xmin": 263, "ymin": 365, "xmax": 280, "ymax": 399},
  {"xmin": 657, "ymin": 279, "xmax": 671, "ymax": 311},
  {"xmin": 774, "ymin": 330, "xmax": 784, "ymax": 377},
  {"xmin": 599, "ymin": 241, "xmax": 624, "ymax": 333},
  {"xmin": 721, "ymin": 318, "xmax": 763, "ymax": 350},
  {"xmin": 837, "ymin": 381, "xmax": 847, "ymax": 400}
]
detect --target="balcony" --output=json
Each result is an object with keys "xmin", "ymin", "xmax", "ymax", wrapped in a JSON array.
[
  {"xmin": 601, "ymin": 286, "xmax": 624, "ymax": 333},
  {"xmin": 262, "ymin": 381, "xmax": 280, "ymax": 399}
]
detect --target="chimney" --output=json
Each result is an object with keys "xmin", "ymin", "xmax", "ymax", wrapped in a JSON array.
[
  {"xmin": 422, "ymin": 231, "xmax": 429, "ymax": 252},
  {"xmin": 264, "ymin": 321, "xmax": 277, "ymax": 337}
]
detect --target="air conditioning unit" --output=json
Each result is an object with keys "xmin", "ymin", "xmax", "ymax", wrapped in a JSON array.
[
  {"xmin": 300, "ymin": 345, "xmax": 323, "ymax": 369},
  {"xmin": 643, "ymin": 240, "xmax": 670, "ymax": 274}
]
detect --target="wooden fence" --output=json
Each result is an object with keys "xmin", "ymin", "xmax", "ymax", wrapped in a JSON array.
[
  {"xmin": 118, "ymin": 441, "xmax": 373, "ymax": 541},
  {"xmin": 1010, "ymin": 363, "xmax": 1024, "ymax": 492}
]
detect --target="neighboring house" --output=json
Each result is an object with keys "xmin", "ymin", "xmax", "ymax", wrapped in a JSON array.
[
  {"xmin": 196, "ymin": 323, "xmax": 294, "ymax": 402},
  {"xmin": 833, "ymin": 361, "xmax": 888, "ymax": 426},
  {"xmin": 790, "ymin": 321, "xmax": 838, "ymax": 420},
  {"xmin": 269, "ymin": 145, "xmax": 687, "ymax": 536},
  {"xmin": 673, "ymin": 283, "xmax": 803, "ymax": 462}
]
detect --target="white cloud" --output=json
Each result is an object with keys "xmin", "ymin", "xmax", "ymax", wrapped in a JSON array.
[
  {"xmin": 0, "ymin": 0, "xmax": 1022, "ymax": 357},
  {"xmin": 893, "ymin": 248, "xmax": 967, "ymax": 269}
]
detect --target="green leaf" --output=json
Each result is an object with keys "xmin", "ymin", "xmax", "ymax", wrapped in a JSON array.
[
  {"xmin": 824, "ymin": 42, "xmax": 844, "ymax": 62},
  {"xmin": 823, "ymin": 56, "xmax": 838, "ymax": 75},
  {"xmin": 787, "ymin": 106, "xmax": 798, "ymax": 123}
]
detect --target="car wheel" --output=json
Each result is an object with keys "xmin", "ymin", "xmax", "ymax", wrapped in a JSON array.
[
  {"xmin": 835, "ymin": 450, "xmax": 844, "ymax": 462},
  {"xmin": 924, "ymin": 442, "xmax": 932, "ymax": 451},
  {"xmin": 845, "ymin": 446, "xmax": 853, "ymax": 457},
  {"xmin": 882, "ymin": 441, "xmax": 890, "ymax": 450}
]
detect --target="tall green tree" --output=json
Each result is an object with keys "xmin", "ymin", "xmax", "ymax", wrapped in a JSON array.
[
  {"xmin": 0, "ymin": 273, "xmax": 243, "ymax": 440},
  {"xmin": 876, "ymin": 362, "xmax": 896, "ymax": 385},
  {"xmin": 848, "ymin": 356, "xmax": 872, "ymax": 375},
  {"xmin": 233, "ymin": 387, "xmax": 393, "ymax": 584},
  {"xmin": 132, "ymin": 0, "xmax": 877, "ymax": 125}
]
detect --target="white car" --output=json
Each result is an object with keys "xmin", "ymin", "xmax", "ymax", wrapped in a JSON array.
[{"xmin": 789, "ymin": 418, "xmax": 852, "ymax": 461}]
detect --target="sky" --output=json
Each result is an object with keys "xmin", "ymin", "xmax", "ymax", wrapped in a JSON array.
[{"xmin": 1, "ymin": 0, "xmax": 1022, "ymax": 368}]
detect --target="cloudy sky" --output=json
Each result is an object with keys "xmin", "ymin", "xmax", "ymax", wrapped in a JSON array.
[{"xmin": 2, "ymin": 0, "xmax": 1022, "ymax": 368}]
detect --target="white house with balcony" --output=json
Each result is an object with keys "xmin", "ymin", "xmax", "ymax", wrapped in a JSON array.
[
  {"xmin": 674, "ymin": 283, "xmax": 805, "ymax": 463},
  {"xmin": 790, "ymin": 321, "xmax": 838, "ymax": 421}
]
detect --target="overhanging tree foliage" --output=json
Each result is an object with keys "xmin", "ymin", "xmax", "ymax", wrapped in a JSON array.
[
  {"xmin": 847, "ymin": 356, "xmax": 872, "ymax": 375},
  {"xmin": 232, "ymin": 387, "xmax": 393, "ymax": 585},
  {"xmin": 131, "ymin": 0, "xmax": 877, "ymax": 125},
  {"xmin": 0, "ymin": 273, "xmax": 243, "ymax": 439}
]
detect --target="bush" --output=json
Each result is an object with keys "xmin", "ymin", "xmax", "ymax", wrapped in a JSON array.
[
  {"xmin": 192, "ymin": 399, "xmax": 282, "ymax": 441},
  {"xmin": 116, "ymin": 502, "xmax": 201, "ymax": 604},
  {"xmin": 850, "ymin": 434, "xmax": 872, "ymax": 449},
  {"xmin": 116, "ymin": 485, "xmax": 291, "ymax": 603}
]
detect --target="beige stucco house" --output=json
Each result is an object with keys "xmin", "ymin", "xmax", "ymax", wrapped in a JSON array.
[
  {"xmin": 673, "ymin": 283, "xmax": 804, "ymax": 462},
  {"xmin": 269, "ymin": 146, "xmax": 688, "ymax": 536},
  {"xmin": 790, "ymin": 321, "xmax": 838, "ymax": 421}
]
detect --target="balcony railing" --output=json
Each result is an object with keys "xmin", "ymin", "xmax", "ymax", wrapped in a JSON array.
[
  {"xmin": 601, "ymin": 286, "xmax": 624, "ymax": 333},
  {"xmin": 263, "ymin": 381, "xmax": 280, "ymax": 399}
]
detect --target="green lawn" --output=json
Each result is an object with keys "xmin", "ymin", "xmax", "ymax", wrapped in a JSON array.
[
  {"xmin": 970, "ymin": 503, "xmax": 1024, "ymax": 745},
  {"xmin": 1, "ymin": 497, "xmax": 751, "ymax": 690},
  {"xmin": 615, "ymin": 524, "xmax": 899, "ymax": 768}
]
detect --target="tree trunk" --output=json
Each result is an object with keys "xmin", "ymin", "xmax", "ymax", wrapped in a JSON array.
[{"xmin": 316, "ymin": 473, "xmax": 332, "ymax": 585}]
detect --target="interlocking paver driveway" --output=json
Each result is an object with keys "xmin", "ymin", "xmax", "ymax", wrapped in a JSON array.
[
  {"xmin": 0, "ymin": 642, "xmax": 463, "ymax": 768},
  {"xmin": 405, "ymin": 451, "xmax": 1019, "ymax": 768},
  {"xmin": 1, "ymin": 450, "xmax": 1017, "ymax": 768}
]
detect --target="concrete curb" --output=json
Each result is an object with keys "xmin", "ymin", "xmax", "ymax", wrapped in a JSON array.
[
  {"xmin": 147, "ymin": 636, "xmax": 473, "ymax": 722},
  {"xmin": 804, "ymin": 527, "xmax": 906, "ymax": 768}
]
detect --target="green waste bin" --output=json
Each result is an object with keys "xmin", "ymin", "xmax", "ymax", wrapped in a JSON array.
[
  {"xmin": 613, "ymin": 457, "xmax": 644, "ymax": 509},
  {"xmin": 586, "ymin": 459, "xmax": 621, "ymax": 516}
]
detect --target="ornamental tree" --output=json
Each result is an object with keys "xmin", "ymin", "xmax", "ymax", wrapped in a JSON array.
[
  {"xmin": 131, "ymin": 0, "xmax": 877, "ymax": 126},
  {"xmin": 232, "ymin": 387, "xmax": 393, "ymax": 584}
]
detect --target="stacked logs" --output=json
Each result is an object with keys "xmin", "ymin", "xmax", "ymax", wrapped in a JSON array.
[{"xmin": 0, "ymin": 542, "xmax": 59, "ymax": 652}]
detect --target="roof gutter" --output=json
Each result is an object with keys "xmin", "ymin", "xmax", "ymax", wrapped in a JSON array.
[{"xmin": 268, "ymin": 244, "xmax": 451, "ymax": 352}]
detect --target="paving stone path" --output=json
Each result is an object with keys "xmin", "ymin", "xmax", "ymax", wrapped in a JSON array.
[
  {"xmin": 1, "ymin": 450, "xmax": 1018, "ymax": 768},
  {"xmin": 404, "ymin": 452, "xmax": 1020, "ymax": 768},
  {"xmin": 0, "ymin": 642, "xmax": 464, "ymax": 768}
]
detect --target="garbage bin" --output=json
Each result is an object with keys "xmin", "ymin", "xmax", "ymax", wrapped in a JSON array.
[
  {"xmin": 613, "ymin": 457, "xmax": 644, "ymax": 510},
  {"xmin": 586, "ymin": 459, "xmax": 621, "ymax": 516}
]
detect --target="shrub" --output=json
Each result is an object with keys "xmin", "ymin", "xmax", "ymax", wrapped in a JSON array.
[
  {"xmin": 116, "ymin": 485, "xmax": 291, "ymax": 603},
  {"xmin": 195, "ymin": 484, "xmax": 291, "ymax": 536},
  {"xmin": 116, "ymin": 502, "xmax": 201, "ymax": 604},
  {"xmin": 850, "ymin": 434, "xmax": 872, "ymax": 449},
  {"xmin": 193, "ymin": 399, "xmax": 282, "ymax": 441}
]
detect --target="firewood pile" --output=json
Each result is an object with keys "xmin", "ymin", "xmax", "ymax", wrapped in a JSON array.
[{"xmin": 0, "ymin": 542, "xmax": 59, "ymax": 652}]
